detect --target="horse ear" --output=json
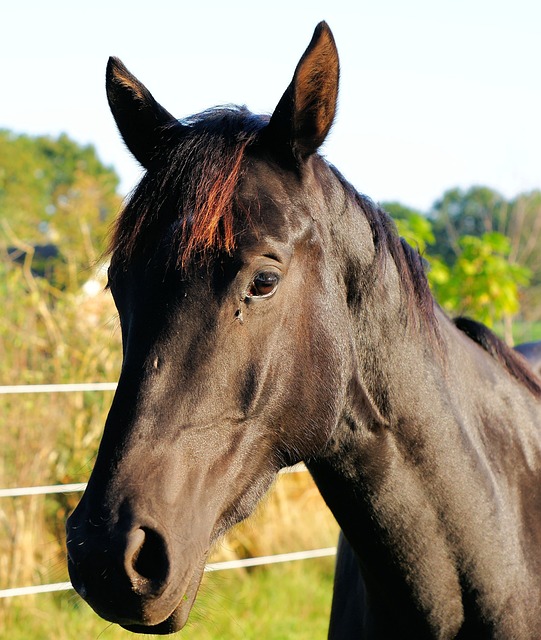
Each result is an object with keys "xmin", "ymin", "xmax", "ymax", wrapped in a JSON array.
[
  {"xmin": 263, "ymin": 22, "xmax": 339, "ymax": 161},
  {"xmin": 106, "ymin": 57, "xmax": 179, "ymax": 169}
]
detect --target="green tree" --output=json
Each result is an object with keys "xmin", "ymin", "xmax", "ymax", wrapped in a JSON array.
[
  {"xmin": 385, "ymin": 201, "xmax": 531, "ymax": 339},
  {"xmin": 0, "ymin": 130, "xmax": 121, "ymax": 288},
  {"xmin": 429, "ymin": 186, "xmax": 508, "ymax": 264},
  {"xmin": 429, "ymin": 186, "xmax": 541, "ymax": 323},
  {"xmin": 430, "ymin": 232, "xmax": 531, "ymax": 334}
]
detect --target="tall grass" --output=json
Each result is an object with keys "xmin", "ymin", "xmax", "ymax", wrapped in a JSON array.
[{"xmin": 0, "ymin": 252, "xmax": 121, "ymax": 593}]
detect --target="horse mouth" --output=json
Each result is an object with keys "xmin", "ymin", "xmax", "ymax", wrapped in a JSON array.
[
  {"xmin": 120, "ymin": 556, "xmax": 207, "ymax": 635},
  {"xmin": 69, "ymin": 548, "xmax": 207, "ymax": 635}
]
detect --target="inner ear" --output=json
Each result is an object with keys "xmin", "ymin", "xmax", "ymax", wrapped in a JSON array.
[
  {"xmin": 294, "ymin": 25, "xmax": 339, "ymax": 149},
  {"xmin": 262, "ymin": 22, "xmax": 340, "ymax": 161}
]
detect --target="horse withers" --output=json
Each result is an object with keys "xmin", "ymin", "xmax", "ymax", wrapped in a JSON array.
[{"xmin": 66, "ymin": 22, "xmax": 541, "ymax": 638}]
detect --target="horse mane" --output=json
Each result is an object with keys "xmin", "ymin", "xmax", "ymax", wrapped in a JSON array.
[
  {"xmin": 346, "ymin": 189, "xmax": 540, "ymax": 399},
  {"xmin": 331, "ymin": 169, "xmax": 440, "ymax": 344},
  {"xmin": 454, "ymin": 317, "xmax": 541, "ymax": 397},
  {"xmin": 368, "ymin": 199, "xmax": 441, "ymax": 344},
  {"xmin": 109, "ymin": 106, "xmax": 266, "ymax": 268}
]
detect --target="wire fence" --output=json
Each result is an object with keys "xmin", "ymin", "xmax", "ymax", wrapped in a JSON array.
[
  {"xmin": 0, "ymin": 382, "xmax": 337, "ymax": 600},
  {"xmin": 0, "ymin": 382, "xmax": 118, "ymax": 395}
]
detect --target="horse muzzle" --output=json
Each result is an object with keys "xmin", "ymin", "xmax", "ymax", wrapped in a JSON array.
[{"xmin": 66, "ymin": 508, "xmax": 208, "ymax": 634}]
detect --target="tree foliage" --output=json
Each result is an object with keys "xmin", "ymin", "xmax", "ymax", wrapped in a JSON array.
[
  {"xmin": 385, "ymin": 200, "xmax": 533, "ymax": 333},
  {"xmin": 429, "ymin": 232, "xmax": 531, "ymax": 328},
  {"xmin": 429, "ymin": 186, "xmax": 541, "ymax": 322},
  {"xmin": 0, "ymin": 130, "xmax": 121, "ymax": 288},
  {"xmin": 430, "ymin": 186, "xmax": 507, "ymax": 263}
]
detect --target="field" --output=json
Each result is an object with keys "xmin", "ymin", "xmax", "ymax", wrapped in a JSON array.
[{"xmin": 5, "ymin": 558, "xmax": 336, "ymax": 640}]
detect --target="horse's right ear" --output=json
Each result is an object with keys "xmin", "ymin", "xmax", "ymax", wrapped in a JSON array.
[{"xmin": 106, "ymin": 57, "xmax": 179, "ymax": 169}]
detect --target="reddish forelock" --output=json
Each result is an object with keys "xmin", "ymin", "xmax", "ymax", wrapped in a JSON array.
[
  {"xmin": 108, "ymin": 108, "xmax": 264, "ymax": 269},
  {"xmin": 178, "ymin": 139, "xmax": 249, "ymax": 268}
]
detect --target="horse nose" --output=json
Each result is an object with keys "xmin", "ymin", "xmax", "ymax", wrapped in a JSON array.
[{"xmin": 124, "ymin": 526, "xmax": 170, "ymax": 596}]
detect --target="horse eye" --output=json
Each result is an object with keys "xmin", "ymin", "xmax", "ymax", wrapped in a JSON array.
[{"xmin": 247, "ymin": 271, "xmax": 280, "ymax": 298}]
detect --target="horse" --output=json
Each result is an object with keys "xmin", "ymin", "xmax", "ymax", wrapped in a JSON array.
[
  {"xmin": 515, "ymin": 341, "xmax": 541, "ymax": 378},
  {"xmin": 66, "ymin": 22, "xmax": 541, "ymax": 638}
]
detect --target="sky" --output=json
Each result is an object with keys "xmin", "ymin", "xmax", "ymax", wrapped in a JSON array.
[{"xmin": 3, "ymin": 0, "xmax": 540, "ymax": 211}]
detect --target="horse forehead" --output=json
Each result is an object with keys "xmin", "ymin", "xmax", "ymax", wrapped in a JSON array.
[
  {"xmin": 239, "ymin": 157, "xmax": 325, "ymax": 238},
  {"xmin": 244, "ymin": 153, "xmax": 325, "ymax": 199}
]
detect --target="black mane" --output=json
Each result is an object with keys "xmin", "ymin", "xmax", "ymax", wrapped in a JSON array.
[{"xmin": 332, "ymin": 168, "xmax": 440, "ymax": 343}]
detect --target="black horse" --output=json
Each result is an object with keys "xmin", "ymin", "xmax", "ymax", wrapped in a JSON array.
[{"xmin": 66, "ymin": 23, "xmax": 541, "ymax": 638}]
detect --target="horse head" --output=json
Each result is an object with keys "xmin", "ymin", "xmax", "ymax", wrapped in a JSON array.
[{"xmin": 66, "ymin": 23, "xmax": 355, "ymax": 633}]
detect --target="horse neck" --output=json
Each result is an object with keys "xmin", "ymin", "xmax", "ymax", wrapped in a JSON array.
[{"xmin": 307, "ymin": 198, "xmax": 541, "ymax": 630}]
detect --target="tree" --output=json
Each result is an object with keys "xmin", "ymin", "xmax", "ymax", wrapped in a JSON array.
[
  {"xmin": 429, "ymin": 186, "xmax": 508, "ymax": 264},
  {"xmin": 0, "ymin": 130, "xmax": 121, "ymax": 288},
  {"xmin": 428, "ymin": 186, "xmax": 541, "ymax": 323},
  {"xmin": 384, "ymin": 201, "xmax": 532, "ymax": 341},
  {"xmin": 430, "ymin": 232, "xmax": 531, "ymax": 339}
]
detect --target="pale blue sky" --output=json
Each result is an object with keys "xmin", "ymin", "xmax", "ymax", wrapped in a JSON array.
[{"xmin": 3, "ymin": 0, "xmax": 540, "ymax": 210}]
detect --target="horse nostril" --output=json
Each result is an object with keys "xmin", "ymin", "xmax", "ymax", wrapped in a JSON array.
[{"xmin": 125, "ymin": 527, "xmax": 170, "ymax": 592}]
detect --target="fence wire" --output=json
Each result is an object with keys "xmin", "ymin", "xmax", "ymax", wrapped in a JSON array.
[{"xmin": 0, "ymin": 548, "xmax": 337, "ymax": 599}]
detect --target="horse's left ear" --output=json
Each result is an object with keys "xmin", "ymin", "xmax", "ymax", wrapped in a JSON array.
[
  {"xmin": 106, "ymin": 57, "xmax": 179, "ymax": 169},
  {"xmin": 262, "ymin": 22, "xmax": 339, "ymax": 161}
]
